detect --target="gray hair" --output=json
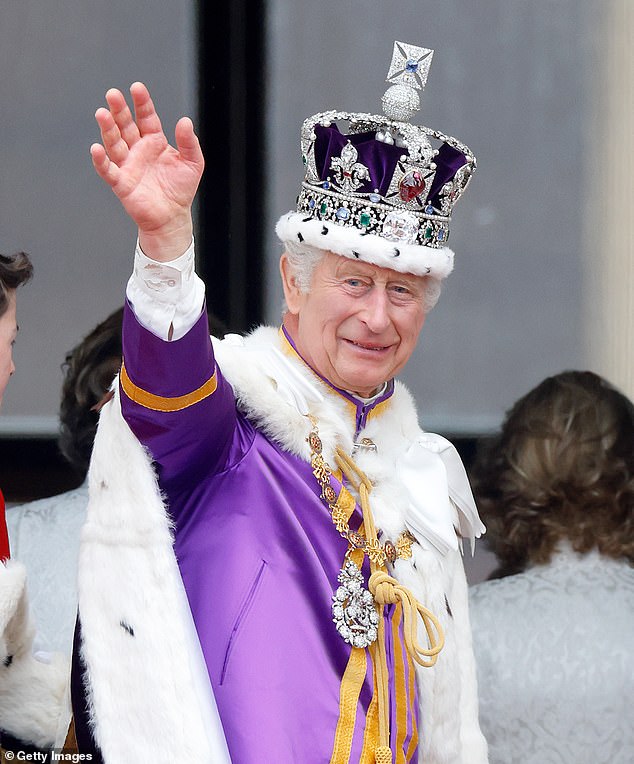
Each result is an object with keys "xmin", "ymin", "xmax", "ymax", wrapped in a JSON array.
[{"xmin": 281, "ymin": 239, "xmax": 442, "ymax": 313}]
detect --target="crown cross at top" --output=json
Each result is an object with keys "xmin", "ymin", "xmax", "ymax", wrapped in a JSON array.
[
  {"xmin": 386, "ymin": 41, "xmax": 434, "ymax": 90},
  {"xmin": 330, "ymin": 141, "xmax": 371, "ymax": 193}
]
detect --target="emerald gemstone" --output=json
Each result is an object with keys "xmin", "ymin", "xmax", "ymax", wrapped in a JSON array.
[
  {"xmin": 424, "ymin": 226, "xmax": 433, "ymax": 239},
  {"xmin": 360, "ymin": 212, "xmax": 371, "ymax": 227},
  {"xmin": 320, "ymin": 202, "xmax": 328, "ymax": 215}
]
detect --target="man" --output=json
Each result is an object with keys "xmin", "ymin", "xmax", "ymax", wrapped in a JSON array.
[{"xmin": 76, "ymin": 42, "xmax": 488, "ymax": 763}]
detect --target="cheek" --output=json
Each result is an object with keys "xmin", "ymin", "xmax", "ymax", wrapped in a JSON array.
[{"xmin": 397, "ymin": 309, "xmax": 425, "ymax": 344}]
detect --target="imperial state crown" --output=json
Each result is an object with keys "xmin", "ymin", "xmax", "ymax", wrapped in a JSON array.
[{"xmin": 276, "ymin": 41, "xmax": 476, "ymax": 281}]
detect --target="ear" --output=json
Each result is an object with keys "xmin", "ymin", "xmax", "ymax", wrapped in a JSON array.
[{"xmin": 279, "ymin": 253, "xmax": 303, "ymax": 315}]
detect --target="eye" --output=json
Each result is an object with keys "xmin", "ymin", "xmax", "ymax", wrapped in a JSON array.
[
  {"xmin": 344, "ymin": 278, "xmax": 367, "ymax": 290},
  {"xmin": 389, "ymin": 283, "xmax": 415, "ymax": 298}
]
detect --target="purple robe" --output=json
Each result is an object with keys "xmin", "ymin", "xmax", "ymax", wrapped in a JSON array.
[{"xmin": 113, "ymin": 304, "xmax": 418, "ymax": 762}]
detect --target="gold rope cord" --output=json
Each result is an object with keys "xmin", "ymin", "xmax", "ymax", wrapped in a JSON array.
[{"xmin": 333, "ymin": 448, "xmax": 445, "ymax": 764}]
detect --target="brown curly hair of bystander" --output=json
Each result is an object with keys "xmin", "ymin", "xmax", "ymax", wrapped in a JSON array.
[{"xmin": 471, "ymin": 370, "xmax": 634, "ymax": 578}]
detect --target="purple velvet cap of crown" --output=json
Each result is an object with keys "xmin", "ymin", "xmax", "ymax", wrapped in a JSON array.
[{"xmin": 314, "ymin": 123, "xmax": 468, "ymax": 205}]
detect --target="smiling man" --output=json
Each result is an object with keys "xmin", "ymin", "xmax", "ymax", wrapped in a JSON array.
[{"xmin": 74, "ymin": 42, "xmax": 489, "ymax": 764}]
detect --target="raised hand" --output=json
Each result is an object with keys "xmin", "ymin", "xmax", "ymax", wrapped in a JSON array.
[{"xmin": 91, "ymin": 82, "xmax": 204, "ymax": 261}]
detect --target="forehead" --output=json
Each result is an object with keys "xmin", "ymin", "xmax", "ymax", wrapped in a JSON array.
[{"xmin": 324, "ymin": 252, "xmax": 424, "ymax": 286}]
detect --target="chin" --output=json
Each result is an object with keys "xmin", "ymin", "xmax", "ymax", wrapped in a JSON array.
[{"xmin": 346, "ymin": 377, "xmax": 385, "ymax": 397}]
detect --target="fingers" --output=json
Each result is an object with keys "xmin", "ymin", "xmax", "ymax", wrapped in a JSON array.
[
  {"xmin": 105, "ymin": 88, "xmax": 141, "ymax": 149},
  {"xmin": 92, "ymin": 82, "xmax": 161, "ymax": 172},
  {"xmin": 90, "ymin": 142, "xmax": 120, "ymax": 188},
  {"xmin": 94, "ymin": 105, "xmax": 130, "ymax": 166},
  {"xmin": 174, "ymin": 117, "xmax": 205, "ymax": 170},
  {"xmin": 129, "ymin": 81, "xmax": 164, "ymax": 137}
]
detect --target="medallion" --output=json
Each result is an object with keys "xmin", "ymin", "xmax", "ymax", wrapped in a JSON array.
[{"xmin": 332, "ymin": 559, "xmax": 379, "ymax": 648}]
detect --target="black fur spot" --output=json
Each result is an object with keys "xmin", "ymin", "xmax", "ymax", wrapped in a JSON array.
[
  {"xmin": 3, "ymin": 655, "xmax": 13, "ymax": 667},
  {"xmin": 302, "ymin": 216, "xmax": 312, "ymax": 223},
  {"xmin": 352, "ymin": 251, "xmax": 360, "ymax": 259},
  {"xmin": 426, "ymin": 267, "xmax": 431, "ymax": 275},
  {"xmin": 445, "ymin": 594, "xmax": 453, "ymax": 618},
  {"xmin": 297, "ymin": 232, "xmax": 304, "ymax": 243},
  {"xmin": 393, "ymin": 248, "xmax": 400, "ymax": 257},
  {"xmin": 321, "ymin": 226, "xmax": 328, "ymax": 235},
  {"xmin": 120, "ymin": 620, "xmax": 135, "ymax": 637},
  {"xmin": 100, "ymin": 480, "xmax": 108, "ymax": 490}
]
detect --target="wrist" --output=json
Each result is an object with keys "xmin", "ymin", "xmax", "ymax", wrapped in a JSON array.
[{"xmin": 138, "ymin": 217, "xmax": 194, "ymax": 262}]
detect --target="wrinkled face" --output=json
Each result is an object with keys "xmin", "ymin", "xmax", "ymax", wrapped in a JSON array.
[
  {"xmin": 281, "ymin": 251, "xmax": 426, "ymax": 397},
  {"xmin": 0, "ymin": 291, "xmax": 18, "ymax": 409}
]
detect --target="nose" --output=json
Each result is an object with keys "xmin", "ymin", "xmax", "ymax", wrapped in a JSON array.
[{"xmin": 360, "ymin": 286, "xmax": 392, "ymax": 334}]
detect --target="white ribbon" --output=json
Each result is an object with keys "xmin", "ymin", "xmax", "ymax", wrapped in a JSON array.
[{"xmin": 400, "ymin": 433, "xmax": 485, "ymax": 557}]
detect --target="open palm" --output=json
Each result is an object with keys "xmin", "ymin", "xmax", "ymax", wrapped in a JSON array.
[{"xmin": 91, "ymin": 82, "xmax": 204, "ymax": 260}]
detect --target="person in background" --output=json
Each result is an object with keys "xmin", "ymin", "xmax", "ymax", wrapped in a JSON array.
[
  {"xmin": 0, "ymin": 250, "xmax": 65, "ymax": 753},
  {"xmin": 0, "ymin": 251, "xmax": 33, "ymax": 561},
  {"xmin": 468, "ymin": 370, "xmax": 634, "ymax": 764}
]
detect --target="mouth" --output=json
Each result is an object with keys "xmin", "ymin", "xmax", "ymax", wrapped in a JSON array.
[{"xmin": 345, "ymin": 339, "xmax": 393, "ymax": 353}]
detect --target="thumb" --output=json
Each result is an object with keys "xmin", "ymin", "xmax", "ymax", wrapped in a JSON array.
[{"xmin": 175, "ymin": 117, "xmax": 204, "ymax": 169}]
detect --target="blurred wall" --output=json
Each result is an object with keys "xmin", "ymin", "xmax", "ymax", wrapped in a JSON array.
[
  {"xmin": 265, "ymin": 0, "xmax": 604, "ymax": 433},
  {"xmin": 0, "ymin": 0, "xmax": 196, "ymax": 434}
]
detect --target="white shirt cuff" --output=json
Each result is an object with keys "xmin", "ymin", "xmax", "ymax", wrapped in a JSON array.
[{"xmin": 126, "ymin": 238, "xmax": 206, "ymax": 341}]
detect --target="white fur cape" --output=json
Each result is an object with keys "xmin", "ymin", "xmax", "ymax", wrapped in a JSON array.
[
  {"xmin": 0, "ymin": 560, "xmax": 68, "ymax": 749},
  {"xmin": 79, "ymin": 325, "xmax": 488, "ymax": 763}
]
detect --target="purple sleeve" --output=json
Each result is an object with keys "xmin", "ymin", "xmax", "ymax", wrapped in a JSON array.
[{"xmin": 120, "ymin": 301, "xmax": 238, "ymax": 490}]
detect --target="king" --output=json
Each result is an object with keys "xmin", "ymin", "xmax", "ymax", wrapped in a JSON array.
[{"xmin": 72, "ymin": 41, "xmax": 489, "ymax": 764}]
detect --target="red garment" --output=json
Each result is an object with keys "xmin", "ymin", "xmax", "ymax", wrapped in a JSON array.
[{"xmin": 0, "ymin": 488, "xmax": 10, "ymax": 561}]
